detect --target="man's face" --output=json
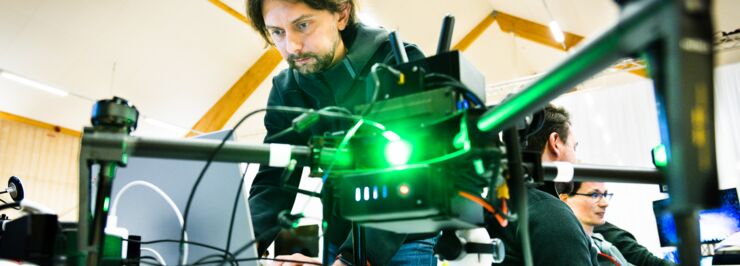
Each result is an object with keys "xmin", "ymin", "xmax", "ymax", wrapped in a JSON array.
[
  {"xmin": 262, "ymin": 0, "xmax": 348, "ymax": 74},
  {"xmin": 558, "ymin": 128, "xmax": 578, "ymax": 163},
  {"xmin": 564, "ymin": 182, "xmax": 610, "ymax": 228}
]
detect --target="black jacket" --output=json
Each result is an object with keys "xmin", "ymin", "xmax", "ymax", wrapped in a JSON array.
[
  {"xmin": 487, "ymin": 188, "xmax": 600, "ymax": 265},
  {"xmin": 248, "ymin": 23, "xmax": 425, "ymax": 265},
  {"xmin": 594, "ymin": 222, "xmax": 676, "ymax": 266}
]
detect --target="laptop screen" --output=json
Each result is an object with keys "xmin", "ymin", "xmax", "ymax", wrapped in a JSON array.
[
  {"xmin": 110, "ymin": 130, "xmax": 258, "ymax": 265},
  {"xmin": 653, "ymin": 188, "xmax": 740, "ymax": 247}
]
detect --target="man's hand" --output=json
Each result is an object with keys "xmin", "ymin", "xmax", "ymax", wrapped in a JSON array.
[
  {"xmin": 273, "ymin": 253, "xmax": 320, "ymax": 266},
  {"xmin": 272, "ymin": 253, "xmax": 349, "ymax": 266}
]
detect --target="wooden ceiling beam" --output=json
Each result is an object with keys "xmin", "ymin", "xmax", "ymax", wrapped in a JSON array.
[
  {"xmin": 453, "ymin": 11, "xmax": 497, "ymax": 51},
  {"xmin": 493, "ymin": 11, "xmax": 647, "ymax": 78},
  {"xmin": 0, "ymin": 111, "xmax": 81, "ymax": 137},
  {"xmin": 187, "ymin": 47, "xmax": 282, "ymax": 136},
  {"xmin": 188, "ymin": 1, "xmax": 282, "ymax": 136},
  {"xmin": 494, "ymin": 11, "xmax": 583, "ymax": 51},
  {"xmin": 208, "ymin": 0, "xmax": 252, "ymax": 26}
]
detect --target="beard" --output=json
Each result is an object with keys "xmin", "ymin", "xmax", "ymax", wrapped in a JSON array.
[{"xmin": 287, "ymin": 37, "xmax": 339, "ymax": 75}]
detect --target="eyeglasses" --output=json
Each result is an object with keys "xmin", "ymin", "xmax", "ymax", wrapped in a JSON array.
[{"xmin": 573, "ymin": 192, "xmax": 613, "ymax": 202}]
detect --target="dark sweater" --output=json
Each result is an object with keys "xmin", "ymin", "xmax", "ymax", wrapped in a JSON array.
[
  {"xmin": 487, "ymin": 188, "xmax": 600, "ymax": 265},
  {"xmin": 595, "ymin": 222, "xmax": 676, "ymax": 266},
  {"xmin": 248, "ymin": 22, "xmax": 426, "ymax": 264}
]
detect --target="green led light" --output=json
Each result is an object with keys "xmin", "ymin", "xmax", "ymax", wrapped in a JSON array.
[
  {"xmin": 103, "ymin": 196, "xmax": 110, "ymax": 212},
  {"xmin": 474, "ymin": 159, "xmax": 485, "ymax": 175},
  {"xmin": 385, "ymin": 140, "xmax": 412, "ymax": 166},
  {"xmin": 652, "ymin": 144, "xmax": 668, "ymax": 168}
]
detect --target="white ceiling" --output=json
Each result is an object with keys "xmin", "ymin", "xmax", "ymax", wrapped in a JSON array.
[{"xmin": 0, "ymin": 0, "xmax": 737, "ymax": 140}]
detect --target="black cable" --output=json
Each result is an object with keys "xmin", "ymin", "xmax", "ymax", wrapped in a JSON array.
[
  {"xmin": 425, "ymin": 72, "xmax": 485, "ymax": 107},
  {"xmin": 125, "ymin": 238, "xmax": 237, "ymax": 265},
  {"xmin": 232, "ymin": 225, "xmax": 283, "ymax": 259},
  {"xmin": 363, "ymin": 64, "xmax": 403, "ymax": 116},
  {"xmin": 263, "ymin": 127, "xmax": 295, "ymax": 143},
  {"xmin": 249, "ymin": 185, "xmax": 321, "ymax": 198},
  {"xmin": 224, "ymin": 160, "xmax": 302, "ymax": 259},
  {"xmin": 104, "ymin": 255, "xmax": 164, "ymax": 266},
  {"xmin": 0, "ymin": 198, "xmax": 21, "ymax": 210},
  {"xmin": 178, "ymin": 105, "xmax": 380, "ymax": 264},
  {"xmin": 0, "ymin": 202, "xmax": 20, "ymax": 211},
  {"xmin": 192, "ymin": 253, "xmax": 231, "ymax": 265},
  {"xmin": 223, "ymin": 166, "xmax": 251, "ymax": 264},
  {"xmin": 263, "ymin": 106, "xmax": 355, "ymax": 143}
]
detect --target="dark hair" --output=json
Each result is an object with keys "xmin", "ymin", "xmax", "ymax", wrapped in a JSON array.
[
  {"xmin": 246, "ymin": 0, "xmax": 358, "ymax": 45},
  {"xmin": 554, "ymin": 181, "xmax": 582, "ymax": 195},
  {"xmin": 524, "ymin": 104, "xmax": 571, "ymax": 153}
]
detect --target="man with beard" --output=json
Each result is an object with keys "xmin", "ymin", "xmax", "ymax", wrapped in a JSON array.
[{"xmin": 245, "ymin": 0, "xmax": 437, "ymax": 265}]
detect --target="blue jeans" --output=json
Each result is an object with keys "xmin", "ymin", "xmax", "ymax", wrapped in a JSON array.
[
  {"xmin": 387, "ymin": 237, "xmax": 438, "ymax": 265},
  {"xmin": 328, "ymin": 236, "xmax": 438, "ymax": 265}
]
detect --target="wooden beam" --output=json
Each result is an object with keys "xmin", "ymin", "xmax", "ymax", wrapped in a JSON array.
[
  {"xmin": 494, "ymin": 11, "xmax": 648, "ymax": 78},
  {"xmin": 188, "ymin": 1, "xmax": 282, "ymax": 136},
  {"xmin": 494, "ymin": 11, "xmax": 583, "ymax": 51},
  {"xmin": 0, "ymin": 111, "xmax": 81, "ymax": 137},
  {"xmin": 452, "ymin": 11, "xmax": 497, "ymax": 51},
  {"xmin": 208, "ymin": 0, "xmax": 252, "ymax": 26},
  {"xmin": 187, "ymin": 47, "xmax": 283, "ymax": 136}
]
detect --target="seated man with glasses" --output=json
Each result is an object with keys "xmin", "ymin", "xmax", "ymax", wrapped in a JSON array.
[{"xmin": 554, "ymin": 181, "xmax": 631, "ymax": 266}]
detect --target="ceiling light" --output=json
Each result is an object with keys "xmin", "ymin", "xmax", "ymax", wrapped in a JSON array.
[
  {"xmin": 549, "ymin": 20, "xmax": 566, "ymax": 44},
  {"xmin": 0, "ymin": 69, "xmax": 69, "ymax": 97},
  {"xmin": 143, "ymin": 117, "xmax": 190, "ymax": 135}
]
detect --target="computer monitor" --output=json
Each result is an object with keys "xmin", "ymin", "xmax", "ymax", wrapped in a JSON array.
[
  {"xmin": 109, "ymin": 130, "xmax": 258, "ymax": 265},
  {"xmin": 653, "ymin": 188, "xmax": 740, "ymax": 247}
]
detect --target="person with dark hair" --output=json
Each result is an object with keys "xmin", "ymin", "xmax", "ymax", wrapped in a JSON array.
[
  {"xmin": 488, "ymin": 104, "xmax": 599, "ymax": 265},
  {"xmin": 243, "ymin": 0, "xmax": 437, "ymax": 265},
  {"xmin": 555, "ymin": 183, "xmax": 675, "ymax": 266},
  {"xmin": 554, "ymin": 181, "xmax": 633, "ymax": 265}
]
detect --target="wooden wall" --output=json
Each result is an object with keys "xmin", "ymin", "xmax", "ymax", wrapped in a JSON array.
[{"xmin": 0, "ymin": 112, "xmax": 80, "ymax": 221}]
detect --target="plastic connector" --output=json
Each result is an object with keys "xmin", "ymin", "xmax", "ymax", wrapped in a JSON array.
[
  {"xmin": 292, "ymin": 112, "xmax": 320, "ymax": 133},
  {"xmin": 104, "ymin": 215, "xmax": 130, "ymax": 258}
]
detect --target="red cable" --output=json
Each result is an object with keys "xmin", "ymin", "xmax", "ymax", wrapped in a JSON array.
[
  {"xmin": 458, "ymin": 191, "xmax": 508, "ymax": 227},
  {"xmin": 598, "ymin": 252, "xmax": 621, "ymax": 266}
]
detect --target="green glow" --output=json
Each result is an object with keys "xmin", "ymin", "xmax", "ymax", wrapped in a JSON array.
[
  {"xmin": 103, "ymin": 197, "xmax": 110, "ymax": 212},
  {"xmin": 292, "ymin": 219, "xmax": 301, "ymax": 229},
  {"xmin": 652, "ymin": 144, "xmax": 668, "ymax": 168},
  {"xmin": 453, "ymin": 131, "xmax": 465, "ymax": 149},
  {"xmin": 474, "ymin": 159, "xmax": 485, "ymax": 175},
  {"xmin": 385, "ymin": 140, "xmax": 412, "ymax": 166},
  {"xmin": 477, "ymin": 33, "xmax": 618, "ymax": 132},
  {"xmin": 382, "ymin": 131, "xmax": 401, "ymax": 141},
  {"xmin": 454, "ymin": 115, "xmax": 471, "ymax": 150}
]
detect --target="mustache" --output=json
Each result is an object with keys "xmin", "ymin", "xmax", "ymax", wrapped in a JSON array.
[{"xmin": 287, "ymin": 53, "xmax": 319, "ymax": 62}]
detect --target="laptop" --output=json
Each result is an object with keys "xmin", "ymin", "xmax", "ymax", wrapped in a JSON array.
[{"xmin": 109, "ymin": 130, "xmax": 258, "ymax": 265}]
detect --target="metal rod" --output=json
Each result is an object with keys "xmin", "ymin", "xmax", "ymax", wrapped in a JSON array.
[
  {"xmin": 540, "ymin": 163, "xmax": 664, "ymax": 184},
  {"xmin": 675, "ymin": 211, "xmax": 701, "ymax": 265},
  {"xmin": 503, "ymin": 128, "xmax": 532, "ymax": 266},
  {"xmin": 322, "ymin": 181, "xmax": 333, "ymax": 265},
  {"xmin": 477, "ymin": 0, "xmax": 667, "ymax": 133},
  {"xmin": 82, "ymin": 132, "xmax": 311, "ymax": 165},
  {"xmin": 87, "ymin": 162, "xmax": 117, "ymax": 266}
]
